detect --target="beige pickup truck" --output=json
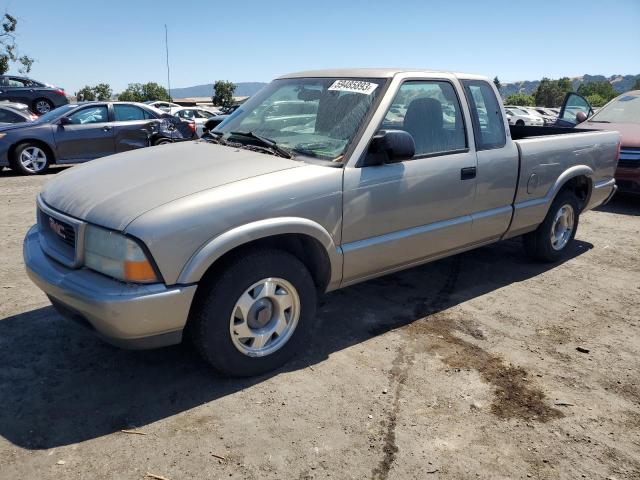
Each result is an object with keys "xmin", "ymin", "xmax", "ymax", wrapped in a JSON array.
[{"xmin": 24, "ymin": 69, "xmax": 619, "ymax": 376}]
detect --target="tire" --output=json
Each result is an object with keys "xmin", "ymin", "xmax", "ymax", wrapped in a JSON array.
[
  {"xmin": 10, "ymin": 142, "xmax": 51, "ymax": 175},
  {"xmin": 153, "ymin": 137, "xmax": 172, "ymax": 146},
  {"xmin": 523, "ymin": 190, "xmax": 580, "ymax": 262},
  {"xmin": 33, "ymin": 98, "xmax": 53, "ymax": 115},
  {"xmin": 188, "ymin": 248, "xmax": 317, "ymax": 377},
  {"xmin": 516, "ymin": 119, "xmax": 525, "ymax": 126}
]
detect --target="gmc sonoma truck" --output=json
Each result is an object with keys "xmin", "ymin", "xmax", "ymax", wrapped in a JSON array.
[{"xmin": 24, "ymin": 69, "xmax": 620, "ymax": 376}]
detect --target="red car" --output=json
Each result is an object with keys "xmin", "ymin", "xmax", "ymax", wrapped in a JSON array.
[{"xmin": 558, "ymin": 90, "xmax": 640, "ymax": 195}]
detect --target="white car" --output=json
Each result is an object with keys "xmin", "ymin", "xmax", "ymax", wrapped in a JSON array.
[
  {"xmin": 504, "ymin": 107, "xmax": 544, "ymax": 126},
  {"xmin": 515, "ymin": 106, "xmax": 556, "ymax": 126},
  {"xmin": 145, "ymin": 101, "xmax": 182, "ymax": 112},
  {"xmin": 171, "ymin": 107, "xmax": 220, "ymax": 136}
]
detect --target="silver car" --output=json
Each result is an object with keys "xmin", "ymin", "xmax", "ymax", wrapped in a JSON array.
[{"xmin": 24, "ymin": 69, "xmax": 619, "ymax": 376}]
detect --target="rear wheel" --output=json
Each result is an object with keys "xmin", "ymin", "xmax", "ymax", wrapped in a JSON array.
[
  {"xmin": 10, "ymin": 143, "xmax": 51, "ymax": 175},
  {"xmin": 523, "ymin": 191, "xmax": 580, "ymax": 262},
  {"xmin": 189, "ymin": 249, "xmax": 317, "ymax": 377},
  {"xmin": 516, "ymin": 119, "xmax": 525, "ymax": 126},
  {"xmin": 153, "ymin": 137, "xmax": 172, "ymax": 146},
  {"xmin": 33, "ymin": 98, "xmax": 53, "ymax": 115}
]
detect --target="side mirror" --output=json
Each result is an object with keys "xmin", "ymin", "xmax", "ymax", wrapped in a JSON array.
[
  {"xmin": 58, "ymin": 117, "xmax": 71, "ymax": 125},
  {"xmin": 361, "ymin": 130, "xmax": 415, "ymax": 167},
  {"xmin": 575, "ymin": 111, "xmax": 588, "ymax": 124}
]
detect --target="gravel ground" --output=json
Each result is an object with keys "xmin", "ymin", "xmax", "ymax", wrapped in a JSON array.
[{"xmin": 1, "ymin": 165, "xmax": 639, "ymax": 480}]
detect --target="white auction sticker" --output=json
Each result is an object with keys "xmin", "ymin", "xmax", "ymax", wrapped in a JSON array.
[{"xmin": 328, "ymin": 80, "xmax": 378, "ymax": 95}]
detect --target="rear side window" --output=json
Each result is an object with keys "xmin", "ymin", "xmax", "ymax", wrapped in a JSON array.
[
  {"xmin": 462, "ymin": 80, "xmax": 506, "ymax": 151},
  {"xmin": 0, "ymin": 108, "xmax": 24, "ymax": 123},
  {"xmin": 114, "ymin": 104, "xmax": 146, "ymax": 121}
]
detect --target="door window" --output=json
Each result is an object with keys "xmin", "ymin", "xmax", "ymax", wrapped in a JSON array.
[
  {"xmin": 560, "ymin": 93, "xmax": 593, "ymax": 123},
  {"xmin": 381, "ymin": 80, "xmax": 467, "ymax": 157},
  {"xmin": 114, "ymin": 104, "xmax": 146, "ymax": 121},
  {"xmin": 6, "ymin": 77, "xmax": 30, "ymax": 87},
  {"xmin": 177, "ymin": 109, "xmax": 195, "ymax": 119},
  {"xmin": 67, "ymin": 106, "xmax": 109, "ymax": 124},
  {"xmin": 462, "ymin": 80, "xmax": 506, "ymax": 151}
]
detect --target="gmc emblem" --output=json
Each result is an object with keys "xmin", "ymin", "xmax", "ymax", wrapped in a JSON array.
[{"xmin": 48, "ymin": 217, "xmax": 66, "ymax": 240}]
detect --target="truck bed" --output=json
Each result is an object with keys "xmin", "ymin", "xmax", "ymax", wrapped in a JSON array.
[{"xmin": 506, "ymin": 128, "xmax": 620, "ymax": 237}]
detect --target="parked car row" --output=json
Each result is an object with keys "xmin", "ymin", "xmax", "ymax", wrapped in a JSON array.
[
  {"xmin": 0, "ymin": 75, "xmax": 68, "ymax": 114},
  {"xmin": 0, "ymin": 101, "xmax": 197, "ymax": 174}
]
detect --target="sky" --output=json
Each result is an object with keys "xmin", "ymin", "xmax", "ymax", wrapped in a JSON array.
[{"xmin": 2, "ymin": 0, "xmax": 639, "ymax": 94}]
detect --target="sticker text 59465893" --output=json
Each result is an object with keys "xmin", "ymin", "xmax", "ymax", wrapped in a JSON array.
[{"xmin": 328, "ymin": 80, "xmax": 378, "ymax": 95}]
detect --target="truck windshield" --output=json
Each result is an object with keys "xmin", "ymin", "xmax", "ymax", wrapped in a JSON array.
[
  {"xmin": 214, "ymin": 77, "xmax": 386, "ymax": 162},
  {"xmin": 589, "ymin": 92, "xmax": 640, "ymax": 124}
]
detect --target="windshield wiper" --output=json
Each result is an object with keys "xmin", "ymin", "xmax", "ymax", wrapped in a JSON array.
[{"xmin": 229, "ymin": 131, "xmax": 294, "ymax": 159}]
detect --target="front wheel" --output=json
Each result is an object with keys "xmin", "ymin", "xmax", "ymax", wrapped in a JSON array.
[
  {"xmin": 188, "ymin": 249, "xmax": 317, "ymax": 377},
  {"xmin": 10, "ymin": 143, "xmax": 51, "ymax": 175},
  {"xmin": 153, "ymin": 137, "xmax": 172, "ymax": 146},
  {"xmin": 523, "ymin": 191, "xmax": 580, "ymax": 262}
]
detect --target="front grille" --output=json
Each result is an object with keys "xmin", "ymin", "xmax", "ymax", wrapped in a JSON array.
[{"xmin": 37, "ymin": 205, "xmax": 79, "ymax": 266}]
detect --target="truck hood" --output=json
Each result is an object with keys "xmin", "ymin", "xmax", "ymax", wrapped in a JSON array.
[
  {"xmin": 579, "ymin": 121, "xmax": 640, "ymax": 148},
  {"xmin": 41, "ymin": 141, "xmax": 303, "ymax": 230}
]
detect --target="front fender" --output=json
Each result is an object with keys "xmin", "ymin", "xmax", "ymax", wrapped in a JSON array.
[{"xmin": 177, "ymin": 217, "xmax": 343, "ymax": 289}]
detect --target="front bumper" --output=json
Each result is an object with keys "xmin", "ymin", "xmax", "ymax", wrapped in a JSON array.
[{"xmin": 23, "ymin": 225, "xmax": 197, "ymax": 349}]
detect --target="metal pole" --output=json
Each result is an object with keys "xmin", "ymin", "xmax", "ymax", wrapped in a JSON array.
[{"xmin": 165, "ymin": 24, "xmax": 172, "ymax": 101}]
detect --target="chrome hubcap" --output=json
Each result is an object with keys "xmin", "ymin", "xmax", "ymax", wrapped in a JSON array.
[
  {"xmin": 35, "ymin": 100, "xmax": 51, "ymax": 114},
  {"xmin": 20, "ymin": 147, "xmax": 47, "ymax": 173},
  {"xmin": 229, "ymin": 277, "xmax": 300, "ymax": 357},
  {"xmin": 551, "ymin": 204, "xmax": 574, "ymax": 251}
]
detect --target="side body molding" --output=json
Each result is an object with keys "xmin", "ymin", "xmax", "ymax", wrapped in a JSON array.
[
  {"xmin": 177, "ymin": 217, "xmax": 343, "ymax": 289},
  {"xmin": 506, "ymin": 164, "xmax": 594, "ymax": 237}
]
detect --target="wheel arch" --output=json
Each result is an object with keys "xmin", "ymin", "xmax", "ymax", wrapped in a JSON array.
[
  {"xmin": 549, "ymin": 166, "xmax": 593, "ymax": 212},
  {"xmin": 177, "ymin": 217, "xmax": 342, "ymax": 293}
]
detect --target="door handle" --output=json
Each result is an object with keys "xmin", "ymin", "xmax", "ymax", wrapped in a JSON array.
[
  {"xmin": 102, "ymin": 126, "xmax": 112, "ymax": 131},
  {"xmin": 460, "ymin": 166, "xmax": 477, "ymax": 180}
]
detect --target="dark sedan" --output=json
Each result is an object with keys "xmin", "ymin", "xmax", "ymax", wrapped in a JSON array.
[
  {"xmin": 0, "ymin": 102, "xmax": 197, "ymax": 175},
  {"xmin": 0, "ymin": 75, "xmax": 69, "ymax": 115}
]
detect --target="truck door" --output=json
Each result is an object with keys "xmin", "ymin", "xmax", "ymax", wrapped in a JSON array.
[
  {"xmin": 460, "ymin": 80, "xmax": 519, "ymax": 243},
  {"xmin": 341, "ymin": 79, "xmax": 477, "ymax": 284},
  {"xmin": 54, "ymin": 105, "xmax": 115, "ymax": 161}
]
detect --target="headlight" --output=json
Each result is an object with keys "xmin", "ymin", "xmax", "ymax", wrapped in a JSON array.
[{"xmin": 84, "ymin": 225, "xmax": 159, "ymax": 283}]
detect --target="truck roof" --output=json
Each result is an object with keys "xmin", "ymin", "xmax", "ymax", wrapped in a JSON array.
[{"xmin": 278, "ymin": 68, "xmax": 488, "ymax": 81}]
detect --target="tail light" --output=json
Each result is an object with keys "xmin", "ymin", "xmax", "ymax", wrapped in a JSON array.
[
  {"xmin": 30, "ymin": 114, "xmax": 38, "ymax": 121},
  {"xmin": 54, "ymin": 88, "xmax": 66, "ymax": 96},
  {"xmin": 187, "ymin": 121, "xmax": 196, "ymax": 133}
]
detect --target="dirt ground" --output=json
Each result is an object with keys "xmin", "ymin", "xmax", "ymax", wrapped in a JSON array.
[{"xmin": 1, "ymin": 165, "xmax": 639, "ymax": 480}]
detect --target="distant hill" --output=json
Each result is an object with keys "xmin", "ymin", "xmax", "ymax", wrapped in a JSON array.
[
  {"xmin": 501, "ymin": 74, "xmax": 640, "ymax": 98},
  {"xmin": 170, "ymin": 82, "xmax": 267, "ymax": 99}
]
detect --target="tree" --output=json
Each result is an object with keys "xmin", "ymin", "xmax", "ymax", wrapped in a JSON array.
[
  {"xmin": 633, "ymin": 78, "xmax": 640, "ymax": 91},
  {"xmin": 118, "ymin": 82, "xmax": 169, "ymax": 102},
  {"xmin": 0, "ymin": 13, "xmax": 34, "ymax": 75},
  {"xmin": 93, "ymin": 83, "xmax": 113, "ymax": 101},
  {"xmin": 76, "ymin": 85, "xmax": 96, "ymax": 102},
  {"xmin": 534, "ymin": 77, "xmax": 573, "ymax": 107},
  {"xmin": 505, "ymin": 93, "xmax": 535, "ymax": 106},
  {"xmin": 577, "ymin": 81, "xmax": 617, "ymax": 103},
  {"xmin": 212, "ymin": 80, "xmax": 236, "ymax": 108},
  {"xmin": 585, "ymin": 94, "xmax": 608, "ymax": 108},
  {"xmin": 493, "ymin": 76, "xmax": 502, "ymax": 92}
]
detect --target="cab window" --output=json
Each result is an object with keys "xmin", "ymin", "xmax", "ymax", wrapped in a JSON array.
[
  {"xmin": 380, "ymin": 80, "xmax": 467, "ymax": 157},
  {"xmin": 462, "ymin": 80, "xmax": 506, "ymax": 151}
]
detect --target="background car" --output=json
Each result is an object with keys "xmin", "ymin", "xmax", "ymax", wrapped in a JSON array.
[
  {"xmin": 0, "ymin": 75, "xmax": 69, "ymax": 115},
  {"xmin": 517, "ymin": 106, "xmax": 556, "ymax": 125},
  {"xmin": 172, "ymin": 107, "xmax": 219, "ymax": 136},
  {"xmin": 144, "ymin": 100, "xmax": 182, "ymax": 112},
  {"xmin": 0, "ymin": 101, "xmax": 197, "ymax": 175},
  {"xmin": 201, "ymin": 114, "xmax": 229, "ymax": 136},
  {"xmin": 564, "ymin": 90, "xmax": 640, "ymax": 195},
  {"xmin": 504, "ymin": 107, "xmax": 544, "ymax": 126},
  {"xmin": 0, "ymin": 102, "xmax": 37, "ymax": 124}
]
